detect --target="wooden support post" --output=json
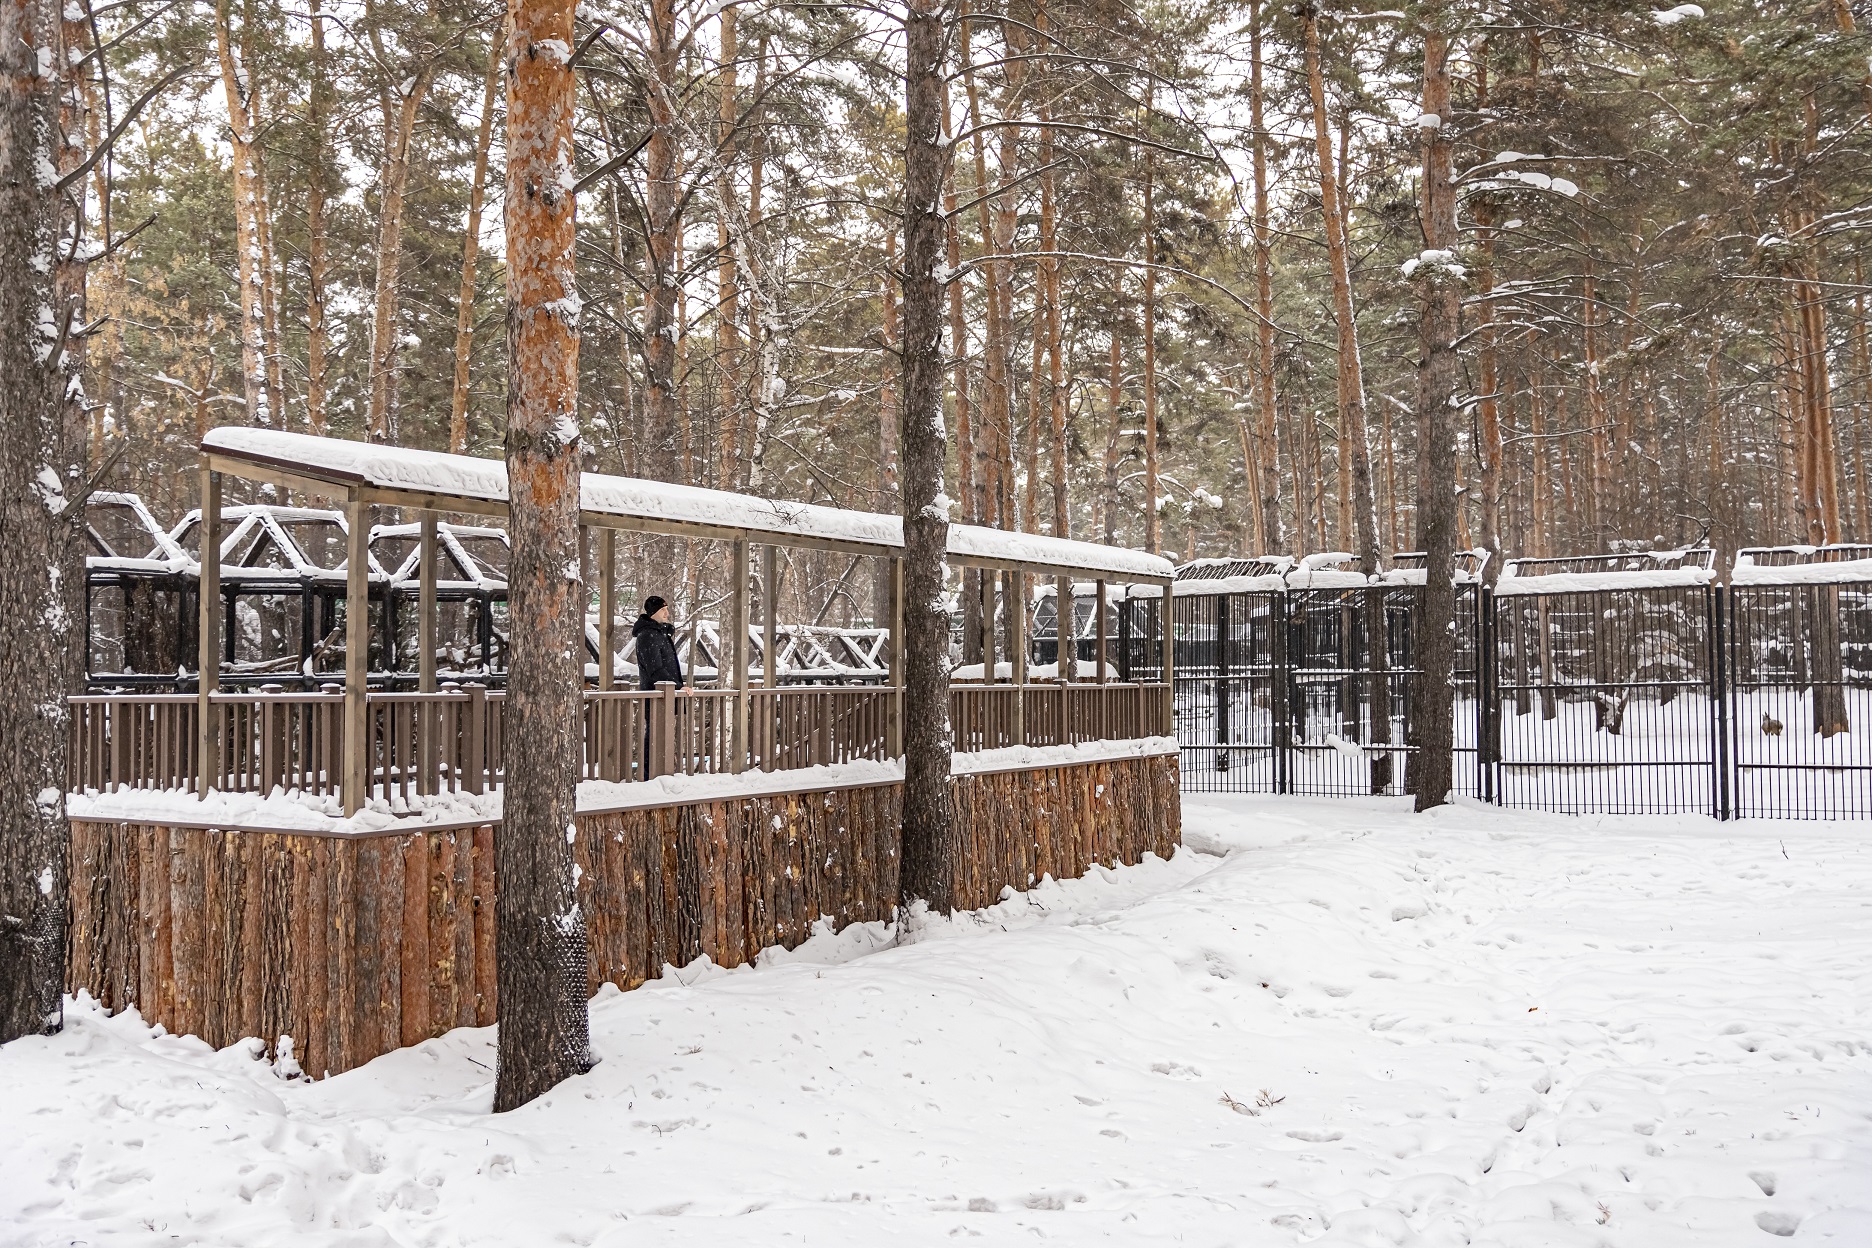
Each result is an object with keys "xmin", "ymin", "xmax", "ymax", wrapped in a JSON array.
[
  {"xmin": 418, "ymin": 514, "xmax": 438, "ymax": 693},
  {"xmin": 1159, "ymin": 584, "xmax": 1175, "ymax": 737},
  {"xmin": 981, "ymin": 570, "xmax": 997, "ymax": 684},
  {"xmin": 195, "ymin": 467, "xmax": 222, "ymax": 798},
  {"xmin": 887, "ymin": 555, "xmax": 904, "ymax": 756},
  {"xmin": 1056, "ymin": 575, "xmax": 1072, "ymax": 681},
  {"xmin": 343, "ymin": 490, "xmax": 370, "ymax": 816},
  {"xmin": 1009, "ymin": 570, "xmax": 1026, "ymax": 745},
  {"xmin": 653, "ymin": 680, "xmax": 677, "ymax": 777},
  {"xmin": 761, "ymin": 544, "xmax": 778, "ymax": 689},
  {"xmin": 597, "ymin": 528, "xmax": 616, "ymax": 691},
  {"xmin": 1095, "ymin": 579, "xmax": 1108, "ymax": 685},
  {"xmin": 729, "ymin": 538, "xmax": 748, "ymax": 773}
]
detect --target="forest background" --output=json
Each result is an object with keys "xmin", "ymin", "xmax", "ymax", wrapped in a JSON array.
[{"xmin": 77, "ymin": 0, "xmax": 1872, "ymax": 623}]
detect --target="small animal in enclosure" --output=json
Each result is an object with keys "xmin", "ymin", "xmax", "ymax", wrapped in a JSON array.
[{"xmin": 1760, "ymin": 711, "xmax": 1784, "ymax": 737}]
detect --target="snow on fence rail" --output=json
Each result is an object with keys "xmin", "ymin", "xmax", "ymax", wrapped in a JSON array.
[{"xmin": 1155, "ymin": 548, "xmax": 1871, "ymax": 820}]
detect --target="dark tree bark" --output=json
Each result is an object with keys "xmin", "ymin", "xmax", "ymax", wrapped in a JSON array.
[
  {"xmin": 1411, "ymin": 20, "xmax": 1461, "ymax": 812},
  {"xmin": 897, "ymin": 0, "xmax": 958, "ymax": 913},
  {"xmin": 1, "ymin": 0, "xmax": 87, "ymax": 1042},
  {"xmin": 1248, "ymin": 0, "xmax": 1284, "ymax": 555},
  {"xmin": 496, "ymin": 0, "xmax": 595, "ymax": 1111}
]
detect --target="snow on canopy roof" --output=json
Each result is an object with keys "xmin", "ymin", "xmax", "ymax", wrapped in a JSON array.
[
  {"xmin": 944, "ymin": 524, "xmax": 1173, "ymax": 582},
  {"xmin": 201, "ymin": 428, "xmax": 1171, "ymax": 580}
]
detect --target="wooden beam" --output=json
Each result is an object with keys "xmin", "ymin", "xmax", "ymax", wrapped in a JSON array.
[
  {"xmin": 1160, "ymin": 590, "xmax": 1175, "ymax": 735},
  {"xmin": 729, "ymin": 538, "xmax": 748, "ymax": 772},
  {"xmin": 195, "ymin": 467, "xmax": 221, "ymax": 798},
  {"xmin": 1009, "ymin": 570, "xmax": 1026, "ymax": 745},
  {"xmin": 980, "ymin": 569, "xmax": 996, "ymax": 685},
  {"xmin": 1056, "ymin": 575, "xmax": 1072, "ymax": 681},
  {"xmin": 597, "ymin": 528, "xmax": 616, "ymax": 692},
  {"xmin": 418, "ymin": 515, "xmax": 438, "ymax": 693},
  {"xmin": 887, "ymin": 555, "xmax": 904, "ymax": 756},
  {"xmin": 761, "ymin": 544, "xmax": 778, "ymax": 691},
  {"xmin": 343, "ymin": 490, "xmax": 370, "ymax": 817},
  {"xmin": 1095, "ymin": 579, "xmax": 1108, "ymax": 685}
]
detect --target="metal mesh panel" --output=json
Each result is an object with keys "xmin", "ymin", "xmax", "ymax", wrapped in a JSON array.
[
  {"xmin": 1726, "ymin": 583, "xmax": 1872, "ymax": 819},
  {"xmin": 1487, "ymin": 586, "xmax": 1719, "ymax": 815}
]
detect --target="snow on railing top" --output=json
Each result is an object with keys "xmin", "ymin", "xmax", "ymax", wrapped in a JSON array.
[
  {"xmin": 371, "ymin": 522, "xmax": 511, "ymax": 592},
  {"xmin": 168, "ymin": 503, "xmax": 393, "ymax": 582},
  {"xmin": 85, "ymin": 491, "xmax": 190, "ymax": 573},
  {"xmin": 1732, "ymin": 545, "xmax": 1872, "ymax": 587},
  {"xmin": 201, "ymin": 428, "xmax": 1173, "ymax": 581},
  {"xmin": 1495, "ymin": 548, "xmax": 1715, "ymax": 596}
]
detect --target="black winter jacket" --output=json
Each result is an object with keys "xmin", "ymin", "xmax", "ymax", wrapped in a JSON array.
[{"xmin": 632, "ymin": 615, "xmax": 685, "ymax": 690}]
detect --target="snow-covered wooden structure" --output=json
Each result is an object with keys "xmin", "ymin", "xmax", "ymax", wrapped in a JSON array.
[{"xmin": 64, "ymin": 431, "xmax": 1180, "ymax": 1077}]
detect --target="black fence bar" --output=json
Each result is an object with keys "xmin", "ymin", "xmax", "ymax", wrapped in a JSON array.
[{"xmin": 1165, "ymin": 576, "xmax": 1872, "ymax": 820}]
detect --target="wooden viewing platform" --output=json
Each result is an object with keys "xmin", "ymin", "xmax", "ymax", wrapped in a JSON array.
[{"xmin": 65, "ymin": 431, "xmax": 1183, "ymax": 1078}]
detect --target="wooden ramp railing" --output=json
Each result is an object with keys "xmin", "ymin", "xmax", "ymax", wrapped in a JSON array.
[{"xmin": 70, "ymin": 681, "xmax": 1170, "ymax": 801}]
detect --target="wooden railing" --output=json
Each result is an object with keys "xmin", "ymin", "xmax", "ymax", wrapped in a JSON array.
[
  {"xmin": 950, "ymin": 682, "xmax": 1168, "ymax": 751},
  {"xmin": 69, "ymin": 680, "xmax": 1169, "ymax": 801}
]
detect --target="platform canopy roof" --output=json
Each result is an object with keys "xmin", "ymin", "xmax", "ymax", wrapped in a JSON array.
[{"xmin": 201, "ymin": 428, "xmax": 1173, "ymax": 584}]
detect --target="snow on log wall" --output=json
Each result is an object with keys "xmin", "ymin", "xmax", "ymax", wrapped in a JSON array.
[{"xmin": 65, "ymin": 754, "xmax": 1181, "ymax": 1077}]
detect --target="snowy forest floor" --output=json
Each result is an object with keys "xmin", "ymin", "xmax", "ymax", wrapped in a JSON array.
[{"xmin": 4, "ymin": 796, "xmax": 1870, "ymax": 1246}]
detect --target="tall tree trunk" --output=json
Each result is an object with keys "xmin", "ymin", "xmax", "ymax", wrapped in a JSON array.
[
  {"xmin": 496, "ymin": 0, "xmax": 594, "ymax": 1111},
  {"xmin": 1476, "ymin": 208, "xmax": 1503, "ymax": 584},
  {"xmin": 1853, "ymin": 254, "xmax": 1871, "ymax": 539},
  {"xmin": 1582, "ymin": 260, "xmax": 1610, "ymax": 547},
  {"xmin": 876, "ymin": 225, "xmax": 901, "ymax": 627},
  {"xmin": 715, "ymin": 6, "xmax": 741, "ymax": 488},
  {"xmin": 898, "ymin": 0, "xmax": 957, "ymax": 912},
  {"xmin": 1036, "ymin": 0, "xmax": 1067, "ymax": 539},
  {"xmin": 366, "ymin": 64, "xmax": 435, "ymax": 443},
  {"xmin": 1303, "ymin": 6, "xmax": 1381, "ymax": 574},
  {"xmin": 214, "ymin": 0, "xmax": 277, "ymax": 425},
  {"xmin": 306, "ymin": 0, "xmax": 331, "ymax": 435},
  {"xmin": 450, "ymin": 22, "xmax": 505, "ymax": 454},
  {"xmin": 1530, "ymin": 359, "xmax": 1550, "ymax": 557},
  {"xmin": 1142, "ymin": 142, "xmax": 1160, "ymax": 554},
  {"xmin": 960, "ymin": 6, "xmax": 1004, "ymax": 532},
  {"xmin": 1411, "ymin": 19, "xmax": 1461, "ymax": 812},
  {"xmin": 945, "ymin": 82, "xmax": 973, "ymax": 523},
  {"xmin": 1103, "ymin": 322, "xmax": 1122, "ymax": 545},
  {"xmin": 643, "ymin": 0, "xmax": 683, "ymax": 482},
  {"xmin": 1249, "ymin": 0, "xmax": 1283, "ymax": 554},
  {"xmin": 1, "ymin": 0, "xmax": 89, "ymax": 1042}
]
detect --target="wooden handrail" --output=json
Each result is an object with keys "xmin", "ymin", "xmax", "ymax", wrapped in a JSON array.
[{"xmin": 70, "ymin": 681, "xmax": 1168, "ymax": 798}]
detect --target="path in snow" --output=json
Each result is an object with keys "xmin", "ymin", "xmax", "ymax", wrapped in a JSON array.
[{"xmin": 3, "ymin": 797, "xmax": 1869, "ymax": 1246}]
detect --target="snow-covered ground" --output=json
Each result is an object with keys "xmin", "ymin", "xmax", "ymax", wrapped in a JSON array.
[{"xmin": 5, "ymin": 796, "xmax": 1870, "ymax": 1246}]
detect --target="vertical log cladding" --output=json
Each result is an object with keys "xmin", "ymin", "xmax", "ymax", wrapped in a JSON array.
[
  {"xmin": 1411, "ymin": 22, "xmax": 1462, "ymax": 812},
  {"xmin": 498, "ymin": 0, "xmax": 595, "ymax": 1111},
  {"xmin": 61, "ymin": 754, "xmax": 1181, "ymax": 1077},
  {"xmin": 898, "ymin": 0, "xmax": 959, "ymax": 912}
]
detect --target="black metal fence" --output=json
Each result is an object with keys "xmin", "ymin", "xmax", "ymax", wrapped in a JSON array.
[{"xmin": 1166, "ymin": 578, "xmax": 1872, "ymax": 820}]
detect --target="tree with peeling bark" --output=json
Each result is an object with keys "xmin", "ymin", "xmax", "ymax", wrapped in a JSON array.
[{"xmin": 496, "ymin": 0, "xmax": 596, "ymax": 1112}]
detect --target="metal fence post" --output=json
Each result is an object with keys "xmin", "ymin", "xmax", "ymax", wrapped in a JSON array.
[
  {"xmin": 1273, "ymin": 590, "xmax": 1290, "ymax": 795},
  {"xmin": 1480, "ymin": 586, "xmax": 1497, "ymax": 804},
  {"xmin": 1711, "ymin": 584, "xmax": 1732, "ymax": 821}
]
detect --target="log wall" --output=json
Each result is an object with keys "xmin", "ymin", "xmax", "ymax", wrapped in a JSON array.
[{"xmin": 67, "ymin": 752, "xmax": 1180, "ymax": 1077}]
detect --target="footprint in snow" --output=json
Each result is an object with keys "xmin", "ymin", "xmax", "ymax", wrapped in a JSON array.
[{"xmin": 1150, "ymin": 1061, "xmax": 1202, "ymax": 1080}]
